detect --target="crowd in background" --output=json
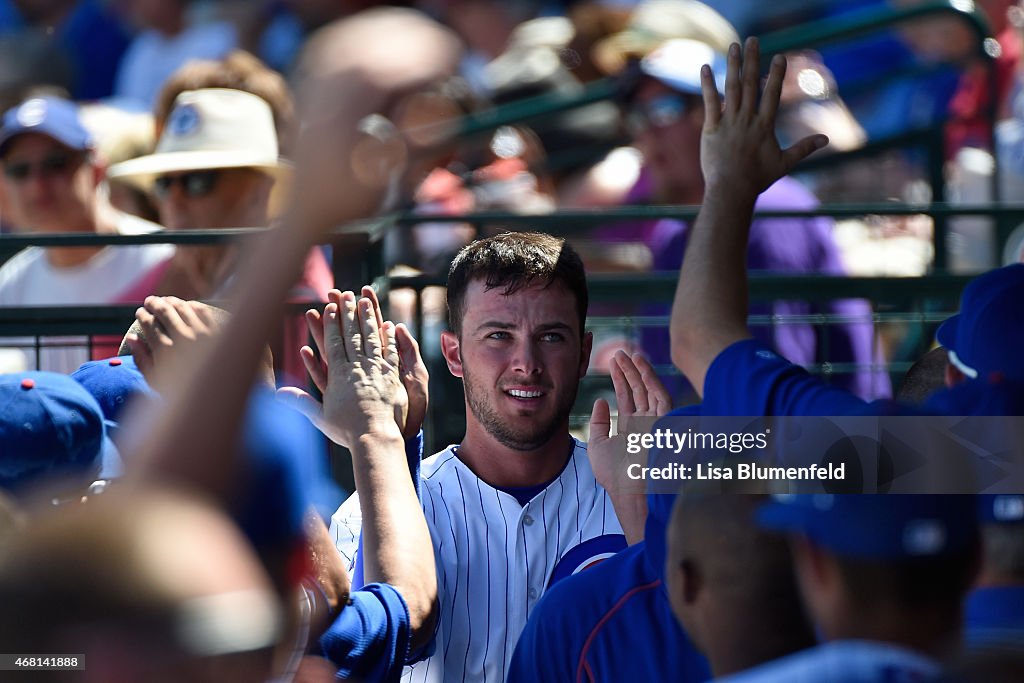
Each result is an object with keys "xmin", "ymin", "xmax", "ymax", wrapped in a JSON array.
[{"xmin": 0, "ymin": 2, "xmax": 1022, "ymax": 682}]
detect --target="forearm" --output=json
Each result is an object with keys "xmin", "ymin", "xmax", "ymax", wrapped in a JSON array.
[
  {"xmin": 670, "ymin": 186, "xmax": 756, "ymax": 395},
  {"xmin": 351, "ymin": 428, "xmax": 437, "ymax": 647},
  {"xmin": 607, "ymin": 492, "xmax": 647, "ymax": 546}
]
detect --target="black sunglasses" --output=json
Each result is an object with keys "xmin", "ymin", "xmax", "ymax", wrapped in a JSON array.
[
  {"xmin": 153, "ymin": 170, "xmax": 222, "ymax": 199},
  {"xmin": 2, "ymin": 152, "xmax": 84, "ymax": 181}
]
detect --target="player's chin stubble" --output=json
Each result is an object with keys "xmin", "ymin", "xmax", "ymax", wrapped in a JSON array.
[{"xmin": 462, "ymin": 370, "xmax": 577, "ymax": 452}]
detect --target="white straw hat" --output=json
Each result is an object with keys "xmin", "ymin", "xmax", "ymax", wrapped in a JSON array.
[{"xmin": 107, "ymin": 88, "xmax": 290, "ymax": 190}]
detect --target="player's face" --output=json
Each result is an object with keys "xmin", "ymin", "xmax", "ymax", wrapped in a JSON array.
[
  {"xmin": 442, "ymin": 279, "xmax": 592, "ymax": 451},
  {"xmin": 0, "ymin": 133, "xmax": 96, "ymax": 233},
  {"xmin": 630, "ymin": 79, "xmax": 705, "ymax": 203}
]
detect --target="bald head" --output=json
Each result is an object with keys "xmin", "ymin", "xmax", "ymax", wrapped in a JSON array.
[{"xmin": 666, "ymin": 492, "xmax": 813, "ymax": 677}]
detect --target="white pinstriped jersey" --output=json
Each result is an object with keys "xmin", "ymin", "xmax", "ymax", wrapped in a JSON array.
[{"xmin": 330, "ymin": 438, "xmax": 625, "ymax": 683}]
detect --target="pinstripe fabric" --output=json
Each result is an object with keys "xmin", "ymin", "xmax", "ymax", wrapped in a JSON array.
[{"xmin": 330, "ymin": 439, "xmax": 623, "ymax": 682}]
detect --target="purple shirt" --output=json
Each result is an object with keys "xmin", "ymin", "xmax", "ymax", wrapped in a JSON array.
[{"xmin": 641, "ymin": 176, "xmax": 891, "ymax": 402}]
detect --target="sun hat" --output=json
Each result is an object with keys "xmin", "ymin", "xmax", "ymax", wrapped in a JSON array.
[{"xmin": 107, "ymin": 88, "xmax": 290, "ymax": 192}]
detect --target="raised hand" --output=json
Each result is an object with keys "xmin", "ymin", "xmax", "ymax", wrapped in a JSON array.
[
  {"xmin": 699, "ymin": 38, "xmax": 829, "ymax": 199},
  {"xmin": 279, "ymin": 286, "xmax": 428, "ymax": 444},
  {"xmin": 588, "ymin": 351, "xmax": 672, "ymax": 544}
]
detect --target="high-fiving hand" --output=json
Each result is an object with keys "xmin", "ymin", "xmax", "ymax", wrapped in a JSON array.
[
  {"xmin": 699, "ymin": 37, "xmax": 829, "ymax": 199},
  {"xmin": 279, "ymin": 287, "xmax": 427, "ymax": 446}
]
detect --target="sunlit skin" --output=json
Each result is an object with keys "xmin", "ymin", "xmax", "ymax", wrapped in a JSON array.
[
  {"xmin": 154, "ymin": 167, "xmax": 272, "ymax": 231},
  {"xmin": 441, "ymin": 279, "xmax": 593, "ymax": 488},
  {"xmin": 152, "ymin": 167, "xmax": 274, "ymax": 297},
  {"xmin": 633, "ymin": 79, "xmax": 706, "ymax": 205}
]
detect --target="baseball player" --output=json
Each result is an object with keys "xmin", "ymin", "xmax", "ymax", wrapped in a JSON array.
[
  {"xmin": 965, "ymin": 494, "xmax": 1024, "ymax": 649},
  {"xmin": 325, "ymin": 231, "xmax": 671, "ymax": 681},
  {"xmin": 507, "ymin": 406, "xmax": 711, "ymax": 683},
  {"xmin": 715, "ymin": 494, "xmax": 980, "ymax": 683},
  {"xmin": 670, "ymin": 38, "xmax": 1024, "ymax": 420}
]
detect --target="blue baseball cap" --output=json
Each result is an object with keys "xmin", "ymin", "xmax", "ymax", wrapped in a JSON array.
[
  {"xmin": 936, "ymin": 264, "xmax": 1024, "ymax": 383},
  {"xmin": 71, "ymin": 356, "xmax": 153, "ymax": 434},
  {"xmin": 639, "ymin": 38, "xmax": 728, "ymax": 96},
  {"xmin": 0, "ymin": 97, "xmax": 93, "ymax": 156},
  {"xmin": 0, "ymin": 371, "xmax": 122, "ymax": 494},
  {"xmin": 757, "ymin": 494, "xmax": 979, "ymax": 559},
  {"xmin": 979, "ymin": 494, "xmax": 1024, "ymax": 524}
]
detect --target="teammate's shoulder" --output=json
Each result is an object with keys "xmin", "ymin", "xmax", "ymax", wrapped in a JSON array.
[{"xmin": 540, "ymin": 543, "xmax": 648, "ymax": 615}]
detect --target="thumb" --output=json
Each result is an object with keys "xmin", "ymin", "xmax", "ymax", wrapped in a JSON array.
[
  {"xmin": 276, "ymin": 387, "xmax": 325, "ymax": 425},
  {"xmin": 781, "ymin": 134, "xmax": 829, "ymax": 172}
]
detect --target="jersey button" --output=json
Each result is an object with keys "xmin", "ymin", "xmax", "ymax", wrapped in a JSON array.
[
  {"xmin": 528, "ymin": 588, "xmax": 538, "ymax": 600},
  {"xmin": 523, "ymin": 515, "xmax": 534, "ymax": 526}
]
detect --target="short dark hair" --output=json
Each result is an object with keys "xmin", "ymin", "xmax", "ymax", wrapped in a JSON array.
[{"xmin": 446, "ymin": 232, "xmax": 588, "ymax": 336}]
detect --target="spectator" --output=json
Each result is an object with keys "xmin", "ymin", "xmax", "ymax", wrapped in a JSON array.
[
  {"xmin": 0, "ymin": 0, "xmax": 130, "ymax": 99},
  {"xmin": 106, "ymin": 87, "xmax": 331, "ymax": 382},
  {"xmin": 0, "ymin": 96, "xmax": 173, "ymax": 373},
  {"xmin": 151, "ymin": 50, "xmax": 295, "ymax": 156},
  {"xmin": 628, "ymin": 37, "xmax": 890, "ymax": 402},
  {"xmin": 113, "ymin": 0, "xmax": 237, "ymax": 110}
]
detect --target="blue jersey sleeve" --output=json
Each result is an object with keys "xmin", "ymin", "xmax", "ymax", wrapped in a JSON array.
[
  {"xmin": 318, "ymin": 583, "xmax": 411, "ymax": 682},
  {"xmin": 703, "ymin": 339, "xmax": 868, "ymax": 416}
]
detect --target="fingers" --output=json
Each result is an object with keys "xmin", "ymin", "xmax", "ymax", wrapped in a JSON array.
[
  {"xmin": 781, "ymin": 134, "xmax": 830, "ymax": 172},
  {"xmin": 361, "ymin": 285, "xmax": 385, "ymax": 334},
  {"xmin": 759, "ymin": 52, "xmax": 787, "ymax": 122},
  {"xmin": 142, "ymin": 296, "xmax": 188, "ymax": 341},
  {"xmin": 300, "ymin": 345, "xmax": 327, "ymax": 393},
  {"xmin": 305, "ymin": 308, "xmax": 328, "ymax": 363},
  {"xmin": 358, "ymin": 297, "xmax": 382, "ymax": 358},
  {"xmin": 135, "ymin": 306, "xmax": 172, "ymax": 348},
  {"xmin": 322, "ymin": 302, "xmax": 347, "ymax": 366},
  {"xmin": 126, "ymin": 334, "xmax": 154, "ymax": 378},
  {"xmin": 395, "ymin": 323, "xmax": 426, "ymax": 376},
  {"xmin": 339, "ymin": 292, "xmax": 360, "ymax": 362},
  {"xmin": 382, "ymin": 321, "xmax": 399, "ymax": 369},
  {"xmin": 634, "ymin": 354, "xmax": 672, "ymax": 416},
  {"xmin": 723, "ymin": 42, "xmax": 741, "ymax": 116},
  {"xmin": 700, "ymin": 63, "xmax": 721, "ymax": 129},
  {"xmin": 739, "ymin": 37, "xmax": 760, "ymax": 119},
  {"xmin": 613, "ymin": 350, "xmax": 650, "ymax": 414},
  {"xmin": 589, "ymin": 398, "xmax": 611, "ymax": 442},
  {"xmin": 609, "ymin": 351, "xmax": 636, "ymax": 416}
]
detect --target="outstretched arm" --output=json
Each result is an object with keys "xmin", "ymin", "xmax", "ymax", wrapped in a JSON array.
[
  {"xmin": 670, "ymin": 38, "xmax": 829, "ymax": 395},
  {"xmin": 318, "ymin": 290, "xmax": 437, "ymax": 649}
]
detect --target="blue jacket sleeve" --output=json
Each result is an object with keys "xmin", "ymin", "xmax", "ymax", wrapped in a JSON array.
[{"xmin": 318, "ymin": 583, "xmax": 411, "ymax": 682}]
